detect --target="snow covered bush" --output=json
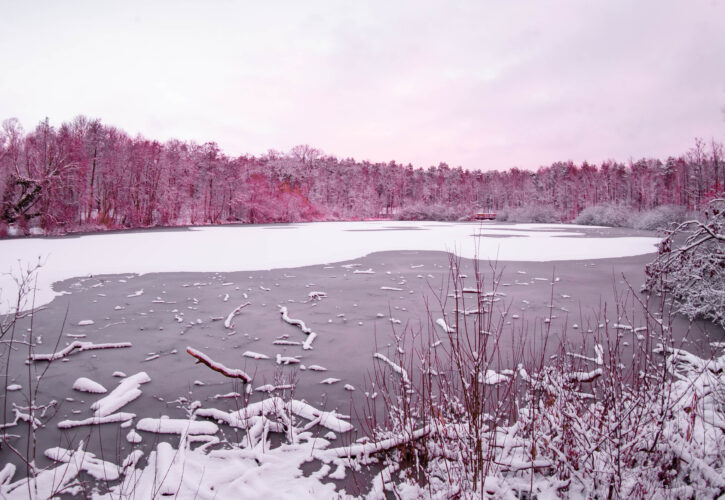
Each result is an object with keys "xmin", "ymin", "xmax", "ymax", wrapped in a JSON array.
[
  {"xmin": 632, "ymin": 205, "xmax": 690, "ymax": 231},
  {"xmin": 497, "ymin": 204, "xmax": 560, "ymax": 223},
  {"xmin": 644, "ymin": 198, "xmax": 725, "ymax": 328},
  {"xmin": 396, "ymin": 203, "xmax": 467, "ymax": 221},
  {"xmin": 573, "ymin": 203, "xmax": 633, "ymax": 227}
]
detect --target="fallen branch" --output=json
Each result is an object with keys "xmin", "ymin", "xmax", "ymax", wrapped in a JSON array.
[
  {"xmin": 318, "ymin": 425, "xmax": 431, "ymax": 459},
  {"xmin": 567, "ymin": 368, "xmax": 603, "ymax": 384},
  {"xmin": 92, "ymin": 372, "xmax": 151, "ymax": 417},
  {"xmin": 373, "ymin": 353, "xmax": 411, "ymax": 387},
  {"xmin": 224, "ymin": 301, "xmax": 251, "ymax": 329},
  {"xmin": 57, "ymin": 412, "xmax": 136, "ymax": 429},
  {"xmin": 279, "ymin": 306, "xmax": 311, "ymax": 333},
  {"xmin": 30, "ymin": 341, "xmax": 132, "ymax": 362},
  {"xmin": 279, "ymin": 306, "xmax": 318, "ymax": 349},
  {"xmin": 186, "ymin": 346, "xmax": 251, "ymax": 383}
]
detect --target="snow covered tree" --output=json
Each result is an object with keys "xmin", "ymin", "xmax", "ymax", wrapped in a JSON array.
[{"xmin": 644, "ymin": 198, "xmax": 725, "ymax": 328}]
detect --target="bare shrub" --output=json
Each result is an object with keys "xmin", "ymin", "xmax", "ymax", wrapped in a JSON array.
[{"xmin": 363, "ymin": 255, "xmax": 725, "ymax": 498}]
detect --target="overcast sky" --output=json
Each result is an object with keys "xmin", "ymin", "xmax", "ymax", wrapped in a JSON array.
[{"xmin": 1, "ymin": 1, "xmax": 724, "ymax": 171}]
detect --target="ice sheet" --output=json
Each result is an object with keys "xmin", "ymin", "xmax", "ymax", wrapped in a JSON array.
[{"xmin": 0, "ymin": 221, "xmax": 659, "ymax": 313}]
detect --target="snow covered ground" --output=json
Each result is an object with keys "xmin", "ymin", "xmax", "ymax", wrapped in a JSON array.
[{"xmin": 0, "ymin": 221, "xmax": 659, "ymax": 314}]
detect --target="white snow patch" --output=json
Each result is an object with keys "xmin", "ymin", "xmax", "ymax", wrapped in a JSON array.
[
  {"xmin": 91, "ymin": 372, "xmax": 151, "ymax": 417},
  {"xmin": 126, "ymin": 429, "xmax": 142, "ymax": 443},
  {"xmin": 243, "ymin": 351, "xmax": 270, "ymax": 360},
  {"xmin": 136, "ymin": 417, "xmax": 218, "ymax": 435},
  {"xmin": 373, "ymin": 353, "xmax": 411, "ymax": 387},
  {"xmin": 0, "ymin": 222, "xmax": 659, "ymax": 314},
  {"xmin": 57, "ymin": 412, "xmax": 135, "ymax": 429},
  {"xmin": 72, "ymin": 377, "xmax": 107, "ymax": 394},
  {"xmin": 436, "ymin": 318, "xmax": 456, "ymax": 333}
]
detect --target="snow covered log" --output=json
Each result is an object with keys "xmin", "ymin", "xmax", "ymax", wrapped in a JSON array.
[
  {"xmin": 91, "ymin": 372, "xmax": 151, "ymax": 417},
  {"xmin": 373, "ymin": 353, "xmax": 411, "ymax": 387},
  {"xmin": 279, "ymin": 306, "xmax": 312, "ymax": 333},
  {"xmin": 224, "ymin": 301, "xmax": 250, "ymax": 329},
  {"xmin": 72, "ymin": 377, "xmax": 107, "ymax": 394},
  {"xmin": 30, "ymin": 341, "xmax": 132, "ymax": 362},
  {"xmin": 567, "ymin": 368, "xmax": 603, "ymax": 383},
  {"xmin": 45, "ymin": 446, "xmax": 121, "ymax": 481},
  {"xmin": 318, "ymin": 425, "xmax": 431, "ymax": 460},
  {"xmin": 136, "ymin": 417, "xmax": 219, "ymax": 435},
  {"xmin": 279, "ymin": 306, "xmax": 318, "ymax": 350},
  {"xmin": 57, "ymin": 412, "xmax": 136, "ymax": 429},
  {"xmin": 187, "ymin": 346, "xmax": 251, "ymax": 383}
]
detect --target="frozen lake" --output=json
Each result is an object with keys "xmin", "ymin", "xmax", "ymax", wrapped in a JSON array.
[
  {"xmin": 5, "ymin": 221, "xmax": 702, "ymax": 498},
  {"xmin": 0, "ymin": 221, "xmax": 660, "ymax": 314}
]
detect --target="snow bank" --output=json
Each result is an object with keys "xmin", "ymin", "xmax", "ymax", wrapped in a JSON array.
[{"xmin": 0, "ymin": 221, "xmax": 659, "ymax": 313}]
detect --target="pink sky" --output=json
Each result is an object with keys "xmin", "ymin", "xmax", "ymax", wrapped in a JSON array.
[{"xmin": 1, "ymin": 1, "xmax": 724, "ymax": 171}]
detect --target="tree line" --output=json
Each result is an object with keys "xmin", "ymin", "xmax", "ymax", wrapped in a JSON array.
[{"xmin": 0, "ymin": 116, "xmax": 723, "ymax": 234}]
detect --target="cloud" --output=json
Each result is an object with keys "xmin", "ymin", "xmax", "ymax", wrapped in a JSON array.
[{"xmin": 1, "ymin": 0, "xmax": 723, "ymax": 170}]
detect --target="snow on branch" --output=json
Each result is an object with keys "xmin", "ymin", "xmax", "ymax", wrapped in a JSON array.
[
  {"xmin": 224, "ymin": 301, "xmax": 250, "ymax": 329},
  {"xmin": 373, "ymin": 352, "xmax": 411, "ymax": 387},
  {"xmin": 318, "ymin": 425, "xmax": 431, "ymax": 460},
  {"xmin": 645, "ymin": 198, "xmax": 725, "ymax": 328},
  {"xmin": 0, "ymin": 408, "xmax": 42, "ymax": 430},
  {"xmin": 186, "ymin": 346, "xmax": 251, "ymax": 383},
  {"xmin": 91, "ymin": 372, "xmax": 151, "ymax": 417},
  {"xmin": 29, "ymin": 341, "xmax": 132, "ymax": 362},
  {"xmin": 136, "ymin": 417, "xmax": 218, "ymax": 435},
  {"xmin": 45, "ymin": 445, "xmax": 121, "ymax": 481},
  {"xmin": 279, "ymin": 306, "xmax": 318, "ymax": 350},
  {"xmin": 435, "ymin": 317, "xmax": 455, "ymax": 333},
  {"xmin": 567, "ymin": 368, "xmax": 603, "ymax": 383},
  {"xmin": 279, "ymin": 306, "xmax": 311, "ymax": 333},
  {"xmin": 57, "ymin": 412, "xmax": 135, "ymax": 429}
]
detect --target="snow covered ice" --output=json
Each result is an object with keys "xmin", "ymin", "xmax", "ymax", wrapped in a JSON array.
[{"xmin": 0, "ymin": 221, "xmax": 659, "ymax": 314}]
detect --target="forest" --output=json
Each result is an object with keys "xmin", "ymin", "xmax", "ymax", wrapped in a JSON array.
[{"xmin": 1, "ymin": 116, "xmax": 723, "ymax": 236}]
